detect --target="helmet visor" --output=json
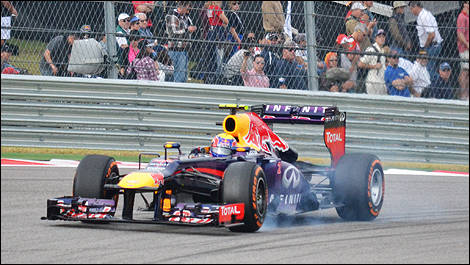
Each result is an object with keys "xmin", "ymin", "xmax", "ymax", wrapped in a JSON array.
[{"xmin": 210, "ymin": 146, "xmax": 232, "ymax": 157}]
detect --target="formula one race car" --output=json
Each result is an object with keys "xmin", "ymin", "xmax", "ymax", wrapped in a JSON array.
[{"xmin": 42, "ymin": 104, "xmax": 384, "ymax": 232}]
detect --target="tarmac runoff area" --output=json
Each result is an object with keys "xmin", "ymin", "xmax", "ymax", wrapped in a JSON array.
[{"xmin": 1, "ymin": 158, "xmax": 468, "ymax": 177}]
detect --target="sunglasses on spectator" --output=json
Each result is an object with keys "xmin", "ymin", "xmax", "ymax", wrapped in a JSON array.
[
  {"xmin": 232, "ymin": 2, "xmax": 240, "ymax": 5},
  {"xmin": 123, "ymin": 19, "xmax": 130, "ymax": 22},
  {"xmin": 286, "ymin": 48, "xmax": 295, "ymax": 52},
  {"xmin": 140, "ymin": 20, "xmax": 147, "ymax": 22},
  {"xmin": 255, "ymin": 61, "xmax": 265, "ymax": 65}
]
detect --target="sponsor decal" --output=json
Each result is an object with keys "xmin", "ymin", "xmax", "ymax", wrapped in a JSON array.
[
  {"xmin": 147, "ymin": 159, "xmax": 172, "ymax": 170},
  {"xmin": 218, "ymin": 203, "xmax": 244, "ymax": 224},
  {"xmin": 282, "ymin": 165, "xmax": 301, "ymax": 189},
  {"xmin": 151, "ymin": 172, "xmax": 164, "ymax": 186},
  {"xmin": 243, "ymin": 113, "xmax": 289, "ymax": 154},
  {"xmin": 269, "ymin": 193, "xmax": 302, "ymax": 205},
  {"xmin": 325, "ymin": 113, "xmax": 345, "ymax": 123},
  {"xmin": 325, "ymin": 131, "xmax": 343, "ymax": 143}
]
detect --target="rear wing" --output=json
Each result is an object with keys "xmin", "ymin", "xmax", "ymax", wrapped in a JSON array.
[
  {"xmin": 219, "ymin": 104, "xmax": 346, "ymax": 167},
  {"xmin": 250, "ymin": 104, "xmax": 338, "ymax": 125}
]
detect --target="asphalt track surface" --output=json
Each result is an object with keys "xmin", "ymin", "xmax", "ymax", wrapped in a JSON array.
[{"xmin": 1, "ymin": 166, "xmax": 469, "ymax": 264}]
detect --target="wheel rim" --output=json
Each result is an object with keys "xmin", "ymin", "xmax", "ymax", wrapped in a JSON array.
[
  {"xmin": 256, "ymin": 177, "xmax": 267, "ymax": 217},
  {"xmin": 370, "ymin": 168, "xmax": 383, "ymax": 207}
]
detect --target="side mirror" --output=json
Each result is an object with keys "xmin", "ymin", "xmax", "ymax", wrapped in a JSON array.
[{"xmin": 164, "ymin": 142, "xmax": 182, "ymax": 160}]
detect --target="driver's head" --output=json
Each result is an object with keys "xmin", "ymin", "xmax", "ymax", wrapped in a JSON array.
[{"xmin": 210, "ymin": 133, "xmax": 237, "ymax": 157}]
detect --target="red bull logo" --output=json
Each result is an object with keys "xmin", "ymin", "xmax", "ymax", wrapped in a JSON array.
[{"xmin": 242, "ymin": 113, "xmax": 289, "ymax": 154}]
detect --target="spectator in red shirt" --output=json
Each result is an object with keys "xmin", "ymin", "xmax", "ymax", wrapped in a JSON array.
[
  {"xmin": 204, "ymin": 1, "xmax": 228, "ymax": 84},
  {"xmin": 457, "ymin": 1, "xmax": 469, "ymax": 100}
]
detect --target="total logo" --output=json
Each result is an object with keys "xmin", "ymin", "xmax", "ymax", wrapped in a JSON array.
[
  {"xmin": 326, "ymin": 132, "xmax": 343, "ymax": 143},
  {"xmin": 220, "ymin": 205, "xmax": 241, "ymax": 216},
  {"xmin": 282, "ymin": 165, "xmax": 301, "ymax": 189}
]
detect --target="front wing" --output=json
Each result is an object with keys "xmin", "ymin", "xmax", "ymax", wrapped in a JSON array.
[{"xmin": 42, "ymin": 196, "xmax": 245, "ymax": 228}]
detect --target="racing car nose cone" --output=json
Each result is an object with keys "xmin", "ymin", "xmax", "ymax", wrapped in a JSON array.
[{"xmin": 118, "ymin": 172, "xmax": 162, "ymax": 189}]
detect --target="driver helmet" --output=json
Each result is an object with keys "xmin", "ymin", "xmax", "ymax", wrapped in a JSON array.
[{"xmin": 210, "ymin": 133, "xmax": 237, "ymax": 157}]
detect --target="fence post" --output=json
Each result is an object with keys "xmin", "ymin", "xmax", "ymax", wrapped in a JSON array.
[
  {"xmin": 104, "ymin": 1, "xmax": 118, "ymax": 79},
  {"xmin": 304, "ymin": 1, "xmax": 318, "ymax": 91}
]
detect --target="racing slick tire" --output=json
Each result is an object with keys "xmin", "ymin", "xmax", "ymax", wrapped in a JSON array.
[
  {"xmin": 222, "ymin": 162, "xmax": 268, "ymax": 232},
  {"xmin": 73, "ymin": 155, "xmax": 120, "ymax": 208},
  {"xmin": 333, "ymin": 153, "xmax": 384, "ymax": 221}
]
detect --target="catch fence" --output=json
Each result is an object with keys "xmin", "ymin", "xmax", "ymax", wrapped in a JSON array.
[{"xmin": 1, "ymin": 1, "xmax": 469, "ymax": 100}]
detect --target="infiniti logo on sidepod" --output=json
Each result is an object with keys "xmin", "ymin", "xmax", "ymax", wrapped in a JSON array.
[{"xmin": 282, "ymin": 165, "xmax": 301, "ymax": 189}]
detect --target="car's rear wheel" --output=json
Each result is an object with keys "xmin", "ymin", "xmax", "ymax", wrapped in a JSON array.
[
  {"xmin": 73, "ymin": 155, "xmax": 120, "ymax": 210},
  {"xmin": 222, "ymin": 162, "xmax": 268, "ymax": 232},
  {"xmin": 333, "ymin": 153, "xmax": 384, "ymax": 221}
]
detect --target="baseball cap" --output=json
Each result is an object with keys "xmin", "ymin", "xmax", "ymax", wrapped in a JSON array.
[
  {"xmin": 80, "ymin": 25, "xmax": 91, "ymax": 33},
  {"xmin": 376, "ymin": 29, "xmax": 386, "ymax": 36},
  {"xmin": 351, "ymin": 2, "xmax": 366, "ymax": 10},
  {"xmin": 130, "ymin": 16, "xmax": 139, "ymax": 23},
  {"xmin": 336, "ymin": 34, "xmax": 354, "ymax": 45},
  {"xmin": 440, "ymin": 62, "xmax": 451, "ymax": 70},
  {"xmin": 118, "ymin": 13, "xmax": 130, "ymax": 21},
  {"xmin": 393, "ymin": 1, "xmax": 407, "ymax": 9}
]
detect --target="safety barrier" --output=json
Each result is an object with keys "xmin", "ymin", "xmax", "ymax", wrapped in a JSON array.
[{"xmin": 1, "ymin": 75, "xmax": 468, "ymax": 165}]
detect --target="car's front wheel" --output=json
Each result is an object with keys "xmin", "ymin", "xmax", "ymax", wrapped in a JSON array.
[
  {"xmin": 222, "ymin": 162, "xmax": 268, "ymax": 232},
  {"xmin": 73, "ymin": 155, "xmax": 120, "ymax": 208}
]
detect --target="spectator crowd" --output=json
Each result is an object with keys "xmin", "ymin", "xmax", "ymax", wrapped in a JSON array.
[{"xmin": 1, "ymin": 1, "xmax": 468, "ymax": 100}]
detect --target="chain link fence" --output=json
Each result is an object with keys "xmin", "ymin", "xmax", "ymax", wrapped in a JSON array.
[{"xmin": 1, "ymin": 1, "xmax": 469, "ymax": 100}]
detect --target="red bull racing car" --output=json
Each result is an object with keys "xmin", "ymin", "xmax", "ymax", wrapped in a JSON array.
[{"xmin": 42, "ymin": 104, "xmax": 385, "ymax": 232}]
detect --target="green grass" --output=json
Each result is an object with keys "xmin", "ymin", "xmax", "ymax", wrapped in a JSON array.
[
  {"xmin": 1, "ymin": 147, "xmax": 161, "ymax": 163},
  {"xmin": 2, "ymin": 146, "xmax": 468, "ymax": 172},
  {"xmin": 7, "ymin": 38, "xmax": 47, "ymax": 75}
]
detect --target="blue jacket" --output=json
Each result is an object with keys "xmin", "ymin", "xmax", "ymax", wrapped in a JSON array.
[
  {"xmin": 422, "ymin": 77, "xmax": 457, "ymax": 99},
  {"xmin": 273, "ymin": 59, "xmax": 308, "ymax": 90},
  {"xmin": 384, "ymin": 65, "xmax": 411, "ymax": 97}
]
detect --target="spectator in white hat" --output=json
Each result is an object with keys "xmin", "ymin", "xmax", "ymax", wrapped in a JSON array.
[
  {"xmin": 345, "ymin": 2, "xmax": 366, "ymax": 36},
  {"xmin": 116, "ymin": 13, "xmax": 130, "ymax": 49},
  {"xmin": 388, "ymin": 1, "xmax": 413, "ymax": 55},
  {"xmin": 345, "ymin": 2, "xmax": 371, "ymax": 51}
]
